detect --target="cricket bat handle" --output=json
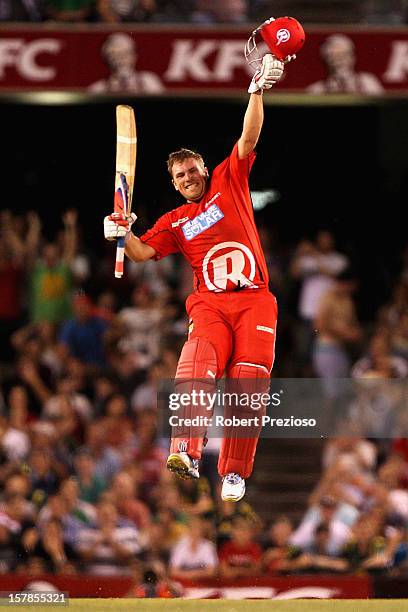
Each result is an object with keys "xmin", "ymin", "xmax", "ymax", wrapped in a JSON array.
[{"xmin": 115, "ymin": 236, "xmax": 125, "ymax": 278}]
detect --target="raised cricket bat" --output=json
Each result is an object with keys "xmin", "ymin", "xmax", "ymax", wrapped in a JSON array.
[{"xmin": 114, "ymin": 105, "xmax": 137, "ymax": 278}]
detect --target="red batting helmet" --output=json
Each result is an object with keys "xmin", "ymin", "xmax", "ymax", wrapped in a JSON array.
[{"xmin": 245, "ymin": 16, "xmax": 305, "ymax": 67}]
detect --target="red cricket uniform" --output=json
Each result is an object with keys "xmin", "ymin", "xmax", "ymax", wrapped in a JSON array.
[
  {"xmin": 140, "ymin": 143, "xmax": 277, "ymax": 375},
  {"xmin": 140, "ymin": 143, "xmax": 278, "ymax": 478}
]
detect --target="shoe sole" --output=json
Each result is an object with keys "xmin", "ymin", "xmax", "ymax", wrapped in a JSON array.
[
  {"xmin": 166, "ymin": 454, "xmax": 195, "ymax": 480},
  {"xmin": 221, "ymin": 489, "xmax": 245, "ymax": 503}
]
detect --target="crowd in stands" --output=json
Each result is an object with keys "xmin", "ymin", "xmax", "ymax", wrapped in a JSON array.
[
  {"xmin": 0, "ymin": 207, "xmax": 407, "ymax": 591},
  {"xmin": 0, "ymin": 0, "xmax": 407, "ymax": 24}
]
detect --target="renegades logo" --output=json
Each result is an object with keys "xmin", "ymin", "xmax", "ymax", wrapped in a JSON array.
[{"xmin": 202, "ymin": 241, "xmax": 257, "ymax": 292}]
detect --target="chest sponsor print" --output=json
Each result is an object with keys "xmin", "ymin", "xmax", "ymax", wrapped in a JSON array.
[
  {"xmin": 202, "ymin": 241, "xmax": 257, "ymax": 292},
  {"xmin": 181, "ymin": 204, "xmax": 224, "ymax": 241}
]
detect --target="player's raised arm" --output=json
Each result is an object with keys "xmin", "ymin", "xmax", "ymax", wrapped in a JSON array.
[{"xmin": 238, "ymin": 55, "xmax": 284, "ymax": 159}]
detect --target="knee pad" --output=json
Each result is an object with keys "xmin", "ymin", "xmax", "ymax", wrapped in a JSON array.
[
  {"xmin": 176, "ymin": 336, "xmax": 218, "ymax": 380},
  {"xmin": 218, "ymin": 362, "xmax": 270, "ymax": 479},
  {"xmin": 170, "ymin": 337, "xmax": 218, "ymax": 460}
]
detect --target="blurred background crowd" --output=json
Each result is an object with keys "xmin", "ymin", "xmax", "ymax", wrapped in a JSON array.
[
  {"xmin": 1, "ymin": 0, "xmax": 408, "ymax": 25},
  {"xmin": 0, "ymin": 204, "xmax": 407, "ymax": 591}
]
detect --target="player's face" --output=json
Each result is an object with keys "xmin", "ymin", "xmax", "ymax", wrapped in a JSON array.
[{"xmin": 172, "ymin": 158, "xmax": 208, "ymax": 201}]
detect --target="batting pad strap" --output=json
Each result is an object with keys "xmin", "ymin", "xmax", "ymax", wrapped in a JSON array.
[{"xmin": 233, "ymin": 362, "xmax": 271, "ymax": 376}]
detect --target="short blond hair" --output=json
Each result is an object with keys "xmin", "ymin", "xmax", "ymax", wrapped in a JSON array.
[{"xmin": 166, "ymin": 148, "xmax": 205, "ymax": 177}]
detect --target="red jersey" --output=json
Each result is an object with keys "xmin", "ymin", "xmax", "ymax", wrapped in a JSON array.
[
  {"xmin": 218, "ymin": 540, "xmax": 262, "ymax": 567},
  {"xmin": 140, "ymin": 143, "xmax": 269, "ymax": 293}
]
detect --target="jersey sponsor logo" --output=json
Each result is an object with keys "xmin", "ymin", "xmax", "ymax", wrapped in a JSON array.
[
  {"xmin": 172, "ymin": 216, "xmax": 189, "ymax": 228},
  {"xmin": 181, "ymin": 204, "xmax": 224, "ymax": 241},
  {"xmin": 202, "ymin": 241, "xmax": 258, "ymax": 292}
]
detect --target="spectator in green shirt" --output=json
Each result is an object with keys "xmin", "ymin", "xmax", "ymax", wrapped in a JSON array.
[
  {"xmin": 46, "ymin": 0, "xmax": 94, "ymax": 21},
  {"xmin": 28, "ymin": 210, "xmax": 77, "ymax": 324}
]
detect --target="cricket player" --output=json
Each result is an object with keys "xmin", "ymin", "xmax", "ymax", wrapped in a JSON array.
[{"xmin": 104, "ymin": 54, "xmax": 284, "ymax": 501}]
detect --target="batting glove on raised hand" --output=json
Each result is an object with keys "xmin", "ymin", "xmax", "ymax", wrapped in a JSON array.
[
  {"xmin": 104, "ymin": 212, "xmax": 137, "ymax": 241},
  {"xmin": 248, "ymin": 54, "xmax": 284, "ymax": 94}
]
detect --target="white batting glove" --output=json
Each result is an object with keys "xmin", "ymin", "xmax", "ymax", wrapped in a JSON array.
[
  {"xmin": 248, "ymin": 54, "xmax": 284, "ymax": 94},
  {"xmin": 104, "ymin": 212, "xmax": 137, "ymax": 241}
]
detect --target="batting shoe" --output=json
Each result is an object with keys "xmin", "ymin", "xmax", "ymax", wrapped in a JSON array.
[
  {"xmin": 221, "ymin": 473, "xmax": 246, "ymax": 502},
  {"xmin": 166, "ymin": 452, "xmax": 200, "ymax": 480}
]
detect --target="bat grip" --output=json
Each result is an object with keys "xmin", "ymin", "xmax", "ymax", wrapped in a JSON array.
[{"xmin": 115, "ymin": 236, "xmax": 125, "ymax": 278}]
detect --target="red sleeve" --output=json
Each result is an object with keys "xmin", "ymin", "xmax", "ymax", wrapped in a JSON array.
[
  {"xmin": 228, "ymin": 141, "xmax": 256, "ymax": 178},
  {"xmin": 139, "ymin": 212, "xmax": 180, "ymax": 260},
  {"xmin": 218, "ymin": 542, "xmax": 232, "ymax": 562},
  {"xmin": 251, "ymin": 543, "xmax": 263, "ymax": 561}
]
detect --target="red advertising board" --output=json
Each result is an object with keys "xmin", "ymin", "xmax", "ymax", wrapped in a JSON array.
[
  {"xmin": 0, "ymin": 25, "xmax": 408, "ymax": 94},
  {"xmin": 0, "ymin": 574, "xmax": 371, "ymax": 598}
]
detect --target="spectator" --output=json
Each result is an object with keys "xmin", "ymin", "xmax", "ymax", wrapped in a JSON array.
[
  {"xmin": 58, "ymin": 293, "xmax": 109, "ymax": 369},
  {"xmin": 75, "ymin": 501, "xmax": 141, "ymax": 575},
  {"xmin": 97, "ymin": 393, "xmax": 135, "ymax": 458},
  {"xmin": 81, "ymin": 423, "xmax": 122, "ymax": 483},
  {"xmin": 342, "ymin": 512, "xmax": 387, "ymax": 572},
  {"xmin": 391, "ymin": 311, "xmax": 408, "ymax": 362},
  {"xmin": 108, "ymin": 470, "xmax": 151, "ymax": 530},
  {"xmin": 378, "ymin": 281, "xmax": 408, "ymax": 332},
  {"xmin": 46, "ymin": 0, "xmax": 95, "ymax": 21},
  {"xmin": 74, "ymin": 449, "xmax": 107, "ymax": 504},
  {"xmin": 214, "ymin": 493, "xmax": 261, "ymax": 547},
  {"xmin": 0, "ymin": 510, "xmax": 20, "ymax": 572},
  {"xmin": 175, "ymin": 476, "xmax": 214, "ymax": 518},
  {"xmin": 192, "ymin": 0, "xmax": 248, "ymax": 23},
  {"xmin": 12, "ymin": 322, "xmax": 63, "ymax": 380},
  {"xmin": 219, "ymin": 517, "xmax": 262, "ymax": 578},
  {"xmin": 313, "ymin": 269, "xmax": 362, "ymax": 398},
  {"xmin": 152, "ymin": 0, "xmax": 194, "ymax": 22},
  {"xmin": 263, "ymin": 516, "xmax": 303, "ymax": 574},
  {"xmin": 296, "ymin": 523, "xmax": 349, "ymax": 573},
  {"xmin": 307, "ymin": 34, "xmax": 384, "ymax": 94},
  {"xmin": 352, "ymin": 332, "xmax": 408, "ymax": 379},
  {"xmin": 290, "ymin": 232, "xmax": 349, "ymax": 374},
  {"xmin": 89, "ymin": 33, "xmax": 164, "ymax": 94},
  {"xmin": 169, "ymin": 516, "xmax": 218, "ymax": 580},
  {"xmin": 97, "ymin": 0, "xmax": 156, "ymax": 22},
  {"xmin": 27, "ymin": 211, "xmax": 76, "ymax": 325},
  {"xmin": 21, "ymin": 518, "xmax": 76, "ymax": 573},
  {"xmin": 117, "ymin": 285, "xmax": 164, "ymax": 369},
  {"xmin": 132, "ymin": 410, "xmax": 167, "ymax": 500},
  {"xmin": 361, "ymin": 0, "xmax": 406, "ymax": 25},
  {"xmin": 1, "ymin": 386, "xmax": 31, "ymax": 462},
  {"xmin": 290, "ymin": 495, "xmax": 352, "ymax": 556},
  {"xmin": 28, "ymin": 449, "xmax": 60, "ymax": 506},
  {"xmin": 0, "ymin": 0, "xmax": 44, "ymax": 20},
  {"xmin": 348, "ymin": 376, "xmax": 399, "ymax": 439},
  {"xmin": 0, "ymin": 211, "xmax": 25, "ymax": 362},
  {"xmin": 131, "ymin": 360, "xmax": 163, "ymax": 412}
]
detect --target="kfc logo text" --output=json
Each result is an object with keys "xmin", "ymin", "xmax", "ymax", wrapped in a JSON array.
[
  {"xmin": 0, "ymin": 38, "xmax": 62, "ymax": 81},
  {"xmin": 202, "ymin": 241, "xmax": 257, "ymax": 292}
]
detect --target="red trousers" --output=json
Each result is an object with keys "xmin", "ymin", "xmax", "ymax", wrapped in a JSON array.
[
  {"xmin": 186, "ymin": 289, "xmax": 277, "ymax": 376},
  {"xmin": 170, "ymin": 289, "xmax": 278, "ymax": 479}
]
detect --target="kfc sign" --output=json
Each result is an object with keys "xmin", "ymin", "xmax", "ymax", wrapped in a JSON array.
[
  {"xmin": 164, "ymin": 40, "xmax": 252, "ymax": 81},
  {"xmin": 1, "ymin": 25, "xmax": 408, "ymax": 93},
  {"xmin": 0, "ymin": 38, "xmax": 62, "ymax": 81}
]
